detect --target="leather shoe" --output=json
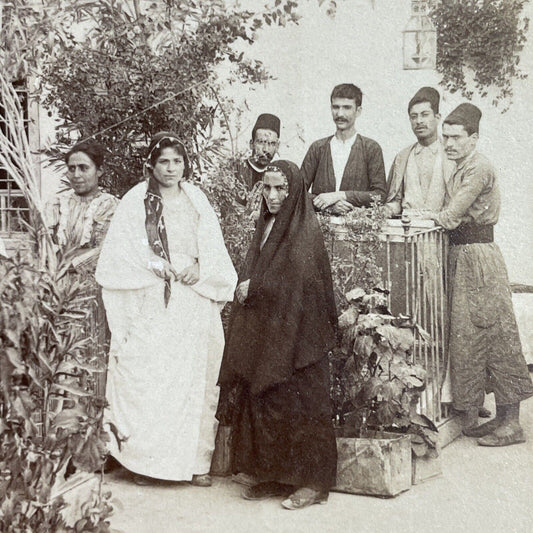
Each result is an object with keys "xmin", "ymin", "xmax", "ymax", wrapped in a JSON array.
[
  {"xmin": 281, "ymin": 488, "xmax": 328, "ymax": 510},
  {"xmin": 191, "ymin": 474, "xmax": 212, "ymax": 487},
  {"xmin": 477, "ymin": 425, "xmax": 526, "ymax": 447},
  {"xmin": 463, "ymin": 417, "xmax": 502, "ymax": 438},
  {"xmin": 242, "ymin": 482, "xmax": 291, "ymax": 501}
]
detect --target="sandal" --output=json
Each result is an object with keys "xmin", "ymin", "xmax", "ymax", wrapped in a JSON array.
[
  {"xmin": 463, "ymin": 417, "xmax": 502, "ymax": 438},
  {"xmin": 281, "ymin": 488, "xmax": 328, "ymax": 510},
  {"xmin": 242, "ymin": 482, "xmax": 292, "ymax": 501},
  {"xmin": 477, "ymin": 426, "xmax": 526, "ymax": 447},
  {"xmin": 191, "ymin": 474, "xmax": 212, "ymax": 487},
  {"xmin": 232, "ymin": 473, "xmax": 257, "ymax": 487}
]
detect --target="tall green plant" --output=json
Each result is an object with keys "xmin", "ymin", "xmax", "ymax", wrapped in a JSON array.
[
  {"xmin": 332, "ymin": 287, "xmax": 439, "ymax": 458},
  {"xmin": 0, "ymin": 65, "xmax": 113, "ymax": 532},
  {"xmin": 0, "ymin": 253, "xmax": 112, "ymax": 532}
]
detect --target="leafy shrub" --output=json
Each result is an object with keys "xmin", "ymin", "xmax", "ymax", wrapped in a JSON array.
[
  {"xmin": 431, "ymin": 0, "xmax": 529, "ymax": 109},
  {"xmin": 332, "ymin": 287, "xmax": 439, "ymax": 457},
  {"xmin": 0, "ymin": 253, "xmax": 112, "ymax": 531}
]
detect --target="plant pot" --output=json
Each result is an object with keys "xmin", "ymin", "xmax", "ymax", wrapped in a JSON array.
[
  {"xmin": 375, "ymin": 428, "xmax": 442, "ymax": 485},
  {"xmin": 412, "ymin": 446, "xmax": 442, "ymax": 485},
  {"xmin": 334, "ymin": 429, "xmax": 412, "ymax": 497}
]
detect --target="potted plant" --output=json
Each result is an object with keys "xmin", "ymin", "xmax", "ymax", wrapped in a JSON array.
[{"xmin": 331, "ymin": 286, "xmax": 440, "ymax": 496}]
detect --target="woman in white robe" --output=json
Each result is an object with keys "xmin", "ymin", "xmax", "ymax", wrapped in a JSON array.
[{"xmin": 95, "ymin": 132, "xmax": 237, "ymax": 485}]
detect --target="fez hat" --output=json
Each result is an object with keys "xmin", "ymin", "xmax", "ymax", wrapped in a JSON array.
[
  {"xmin": 252, "ymin": 113, "xmax": 281, "ymax": 138},
  {"xmin": 444, "ymin": 103, "xmax": 482, "ymax": 134},
  {"xmin": 408, "ymin": 87, "xmax": 440, "ymax": 114}
]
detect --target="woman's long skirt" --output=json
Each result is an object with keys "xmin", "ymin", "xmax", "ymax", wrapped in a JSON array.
[
  {"xmin": 103, "ymin": 279, "xmax": 223, "ymax": 480},
  {"xmin": 221, "ymin": 358, "xmax": 337, "ymax": 490}
]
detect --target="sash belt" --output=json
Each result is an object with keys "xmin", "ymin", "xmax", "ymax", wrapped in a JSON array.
[{"xmin": 449, "ymin": 224, "xmax": 494, "ymax": 245}]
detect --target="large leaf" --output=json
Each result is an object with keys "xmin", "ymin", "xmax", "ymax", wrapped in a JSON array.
[
  {"xmin": 376, "ymin": 324, "xmax": 414, "ymax": 351},
  {"xmin": 359, "ymin": 376, "xmax": 383, "ymax": 401},
  {"xmin": 410, "ymin": 412, "xmax": 438, "ymax": 433},
  {"xmin": 356, "ymin": 313, "xmax": 386, "ymax": 330},
  {"xmin": 4, "ymin": 347, "xmax": 25, "ymax": 371},
  {"xmin": 353, "ymin": 334, "xmax": 375, "ymax": 358},
  {"xmin": 345, "ymin": 287, "xmax": 366, "ymax": 302},
  {"xmin": 338, "ymin": 306, "xmax": 359, "ymax": 329},
  {"xmin": 380, "ymin": 380, "xmax": 404, "ymax": 402},
  {"xmin": 52, "ymin": 407, "xmax": 87, "ymax": 432}
]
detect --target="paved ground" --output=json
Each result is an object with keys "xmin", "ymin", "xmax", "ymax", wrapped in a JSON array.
[{"xmin": 105, "ymin": 395, "xmax": 533, "ymax": 533}]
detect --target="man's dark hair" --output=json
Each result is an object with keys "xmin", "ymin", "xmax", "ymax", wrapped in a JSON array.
[
  {"xmin": 65, "ymin": 141, "xmax": 105, "ymax": 168},
  {"xmin": 330, "ymin": 84, "xmax": 363, "ymax": 107}
]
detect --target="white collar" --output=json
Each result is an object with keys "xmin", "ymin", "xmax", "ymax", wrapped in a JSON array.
[
  {"xmin": 331, "ymin": 131, "xmax": 357, "ymax": 146},
  {"xmin": 414, "ymin": 139, "xmax": 439, "ymax": 155},
  {"xmin": 247, "ymin": 158, "xmax": 268, "ymax": 173}
]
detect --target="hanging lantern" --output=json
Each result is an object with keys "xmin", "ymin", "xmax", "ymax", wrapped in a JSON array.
[{"xmin": 403, "ymin": 0, "xmax": 437, "ymax": 70}]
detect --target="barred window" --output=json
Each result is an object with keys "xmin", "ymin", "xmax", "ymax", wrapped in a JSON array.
[{"xmin": 0, "ymin": 80, "xmax": 31, "ymax": 236}]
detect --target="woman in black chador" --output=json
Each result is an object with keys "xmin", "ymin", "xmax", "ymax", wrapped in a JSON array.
[{"xmin": 217, "ymin": 160, "xmax": 338, "ymax": 510}]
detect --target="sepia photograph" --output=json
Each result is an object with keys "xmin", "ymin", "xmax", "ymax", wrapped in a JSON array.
[{"xmin": 1, "ymin": 0, "xmax": 532, "ymax": 531}]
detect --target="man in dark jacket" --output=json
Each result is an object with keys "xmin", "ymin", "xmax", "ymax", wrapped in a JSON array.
[
  {"xmin": 300, "ymin": 83, "xmax": 386, "ymax": 215},
  {"xmin": 235, "ymin": 113, "xmax": 281, "ymax": 211}
]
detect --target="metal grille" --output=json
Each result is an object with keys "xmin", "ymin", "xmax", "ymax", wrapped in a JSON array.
[
  {"xmin": 0, "ymin": 81, "xmax": 30, "ymax": 236},
  {"xmin": 382, "ymin": 220, "xmax": 448, "ymax": 425}
]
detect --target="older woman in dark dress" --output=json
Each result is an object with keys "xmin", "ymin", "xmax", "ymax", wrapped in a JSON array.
[{"xmin": 217, "ymin": 160, "xmax": 338, "ymax": 510}]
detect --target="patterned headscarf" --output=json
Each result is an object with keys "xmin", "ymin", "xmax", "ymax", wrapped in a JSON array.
[{"xmin": 144, "ymin": 132, "xmax": 190, "ymax": 306}]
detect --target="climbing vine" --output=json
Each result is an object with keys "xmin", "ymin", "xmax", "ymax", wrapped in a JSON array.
[{"xmin": 431, "ymin": 0, "xmax": 530, "ymax": 109}]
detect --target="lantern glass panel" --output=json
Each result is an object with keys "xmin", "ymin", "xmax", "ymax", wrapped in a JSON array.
[{"xmin": 402, "ymin": 3, "xmax": 437, "ymax": 71}]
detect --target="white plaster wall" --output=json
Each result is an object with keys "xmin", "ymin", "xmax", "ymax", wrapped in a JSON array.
[
  {"xmin": 224, "ymin": 0, "xmax": 533, "ymax": 284},
  {"xmin": 38, "ymin": 0, "xmax": 533, "ymax": 283}
]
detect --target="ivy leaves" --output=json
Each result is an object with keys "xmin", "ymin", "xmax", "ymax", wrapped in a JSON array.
[{"xmin": 431, "ymin": 0, "xmax": 529, "ymax": 110}]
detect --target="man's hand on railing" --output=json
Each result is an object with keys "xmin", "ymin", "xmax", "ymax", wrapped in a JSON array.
[
  {"xmin": 327, "ymin": 200, "xmax": 353, "ymax": 216},
  {"xmin": 313, "ymin": 191, "xmax": 347, "ymax": 211}
]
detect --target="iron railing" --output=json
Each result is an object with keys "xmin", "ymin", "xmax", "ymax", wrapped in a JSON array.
[{"xmin": 381, "ymin": 219, "xmax": 448, "ymax": 425}]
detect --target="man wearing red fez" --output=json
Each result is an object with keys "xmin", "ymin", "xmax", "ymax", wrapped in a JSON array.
[
  {"xmin": 235, "ymin": 113, "xmax": 281, "ymax": 216},
  {"xmin": 300, "ymin": 83, "xmax": 387, "ymax": 215},
  {"xmin": 431, "ymin": 103, "xmax": 533, "ymax": 446},
  {"xmin": 385, "ymin": 87, "xmax": 455, "ymax": 218}
]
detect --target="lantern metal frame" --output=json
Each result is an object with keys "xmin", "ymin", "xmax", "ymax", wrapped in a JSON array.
[{"xmin": 402, "ymin": 0, "xmax": 437, "ymax": 70}]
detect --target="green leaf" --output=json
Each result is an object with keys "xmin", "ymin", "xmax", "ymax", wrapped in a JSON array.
[
  {"xmin": 354, "ymin": 335, "xmax": 375, "ymax": 358},
  {"xmin": 51, "ymin": 383, "xmax": 91, "ymax": 397},
  {"xmin": 376, "ymin": 324, "xmax": 414, "ymax": 351},
  {"xmin": 52, "ymin": 407, "xmax": 87, "ymax": 431},
  {"xmin": 338, "ymin": 306, "xmax": 358, "ymax": 329},
  {"xmin": 410, "ymin": 412, "xmax": 438, "ymax": 433},
  {"xmin": 345, "ymin": 287, "xmax": 365, "ymax": 302},
  {"xmin": 5, "ymin": 347, "xmax": 24, "ymax": 371}
]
